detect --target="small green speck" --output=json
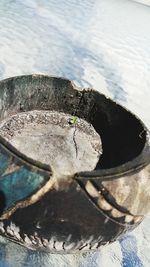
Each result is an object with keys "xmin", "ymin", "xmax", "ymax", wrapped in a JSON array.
[{"xmin": 69, "ymin": 116, "xmax": 78, "ymax": 125}]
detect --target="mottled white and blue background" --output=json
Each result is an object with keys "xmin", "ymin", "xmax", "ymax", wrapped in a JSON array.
[{"xmin": 0, "ymin": 0, "xmax": 150, "ymax": 266}]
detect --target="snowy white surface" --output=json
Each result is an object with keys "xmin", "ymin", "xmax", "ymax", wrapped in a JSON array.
[
  {"xmin": 0, "ymin": 0, "xmax": 150, "ymax": 266},
  {"xmin": 132, "ymin": 0, "xmax": 150, "ymax": 7}
]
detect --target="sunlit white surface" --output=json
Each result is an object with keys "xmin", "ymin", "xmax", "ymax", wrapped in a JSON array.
[
  {"xmin": 132, "ymin": 0, "xmax": 150, "ymax": 7},
  {"xmin": 0, "ymin": 0, "xmax": 150, "ymax": 266}
]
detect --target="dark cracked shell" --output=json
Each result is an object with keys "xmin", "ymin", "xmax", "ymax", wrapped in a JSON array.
[{"xmin": 0, "ymin": 74, "xmax": 149, "ymax": 253}]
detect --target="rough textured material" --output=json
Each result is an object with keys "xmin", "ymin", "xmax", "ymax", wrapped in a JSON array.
[
  {"xmin": 0, "ymin": 110, "xmax": 102, "ymax": 176},
  {"xmin": 0, "ymin": 74, "xmax": 149, "ymax": 254},
  {"xmin": 102, "ymin": 164, "xmax": 150, "ymax": 216},
  {"xmin": 0, "ymin": 0, "xmax": 150, "ymax": 265}
]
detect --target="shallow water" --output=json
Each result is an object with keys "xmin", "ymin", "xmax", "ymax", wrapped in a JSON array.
[{"xmin": 0, "ymin": 0, "xmax": 150, "ymax": 266}]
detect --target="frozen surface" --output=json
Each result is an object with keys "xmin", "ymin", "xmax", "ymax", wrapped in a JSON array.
[
  {"xmin": 132, "ymin": 0, "xmax": 150, "ymax": 7},
  {"xmin": 0, "ymin": 0, "xmax": 150, "ymax": 266}
]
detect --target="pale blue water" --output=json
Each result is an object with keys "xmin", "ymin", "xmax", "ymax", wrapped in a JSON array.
[{"xmin": 0, "ymin": 0, "xmax": 150, "ymax": 266}]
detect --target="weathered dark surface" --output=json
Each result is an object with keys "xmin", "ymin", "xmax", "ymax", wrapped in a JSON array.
[
  {"xmin": 0, "ymin": 181, "xmax": 136, "ymax": 252},
  {"xmin": 0, "ymin": 74, "xmax": 149, "ymax": 253}
]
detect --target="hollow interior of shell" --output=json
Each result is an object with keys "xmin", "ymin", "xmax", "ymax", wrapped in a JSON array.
[
  {"xmin": 0, "ymin": 75, "xmax": 146, "ymax": 173},
  {"xmin": 0, "ymin": 110, "xmax": 102, "ymax": 177}
]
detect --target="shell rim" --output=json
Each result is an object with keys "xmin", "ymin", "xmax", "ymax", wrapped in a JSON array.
[{"xmin": 0, "ymin": 74, "xmax": 149, "ymax": 181}]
